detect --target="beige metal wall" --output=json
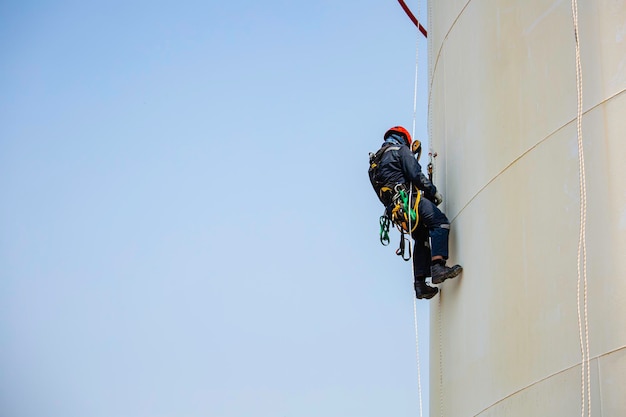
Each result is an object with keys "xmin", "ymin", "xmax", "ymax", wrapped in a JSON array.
[{"xmin": 428, "ymin": 0, "xmax": 626, "ymax": 416}]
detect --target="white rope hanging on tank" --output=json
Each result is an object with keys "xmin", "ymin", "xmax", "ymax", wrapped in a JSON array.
[{"xmin": 570, "ymin": 0, "xmax": 591, "ymax": 416}]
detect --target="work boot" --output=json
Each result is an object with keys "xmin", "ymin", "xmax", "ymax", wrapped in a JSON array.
[
  {"xmin": 431, "ymin": 263, "xmax": 463, "ymax": 284},
  {"xmin": 414, "ymin": 280, "xmax": 439, "ymax": 299}
]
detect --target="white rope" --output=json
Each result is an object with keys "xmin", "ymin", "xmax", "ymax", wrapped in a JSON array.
[
  {"xmin": 425, "ymin": 0, "xmax": 436, "ymax": 187},
  {"xmin": 438, "ymin": 290, "xmax": 444, "ymax": 417},
  {"xmin": 413, "ymin": 297, "xmax": 424, "ymax": 417},
  {"xmin": 420, "ymin": 3, "xmax": 445, "ymax": 417},
  {"xmin": 411, "ymin": 18, "xmax": 419, "ymax": 142},
  {"xmin": 427, "ymin": 0, "xmax": 434, "ymax": 158},
  {"xmin": 420, "ymin": 4, "xmax": 589, "ymax": 417},
  {"xmin": 408, "ymin": 187, "xmax": 424, "ymax": 417},
  {"xmin": 570, "ymin": 0, "xmax": 590, "ymax": 416},
  {"xmin": 409, "ymin": 3, "xmax": 424, "ymax": 415}
]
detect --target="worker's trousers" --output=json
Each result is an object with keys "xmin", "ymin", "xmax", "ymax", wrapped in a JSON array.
[{"xmin": 412, "ymin": 197, "xmax": 450, "ymax": 279}]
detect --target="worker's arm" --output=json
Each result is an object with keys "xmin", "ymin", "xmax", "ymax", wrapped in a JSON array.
[{"xmin": 399, "ymin": 146, "xmax": 437, "ymax": 198}]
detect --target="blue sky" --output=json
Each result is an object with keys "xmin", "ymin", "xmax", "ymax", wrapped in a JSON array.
[{"xmin": 1, "ymin": 1, "xmax": 433, "ymax": 416}]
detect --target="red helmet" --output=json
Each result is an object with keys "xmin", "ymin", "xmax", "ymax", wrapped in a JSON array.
[{"xmin": 384, "ymin": 126, "xmax": 412, "ymax": 146}]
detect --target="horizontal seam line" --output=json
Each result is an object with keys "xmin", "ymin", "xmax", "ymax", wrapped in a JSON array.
[
  {"xmin": 450, "ymin": 88, "xmax": 626, "ymax": 224},
  {"xmin": 473, "ymin": 345, "xmax": 626, "ymax": 417}
]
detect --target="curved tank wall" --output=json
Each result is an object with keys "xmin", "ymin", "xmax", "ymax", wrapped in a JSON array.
[{"xmin": 428, "ymin": 0, "xmax": 626, "ymax": 416}]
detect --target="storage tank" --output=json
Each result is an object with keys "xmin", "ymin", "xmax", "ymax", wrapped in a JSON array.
[{"xmin": 427, "ymin": 0, "xmax": 626, "ymax": 416}]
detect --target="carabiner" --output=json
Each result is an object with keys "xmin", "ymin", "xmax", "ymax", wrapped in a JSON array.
[{"xmin": 395, "ymin": 231, "xmax": 412, "ymax": 261}]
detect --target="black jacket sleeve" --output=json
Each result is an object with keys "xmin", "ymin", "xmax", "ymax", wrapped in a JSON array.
[{"xmin": 398, "ymin": 145, "xmax": 437, "ymax": 197}]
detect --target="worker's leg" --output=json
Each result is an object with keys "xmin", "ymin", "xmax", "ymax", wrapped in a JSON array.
[
  {"xmin": 411, "ymin": 224, "xmax": 431, "ymax": 277},
  {"xmin": 418, "ymin": 198, "xmax": 462, "ymax": 284},
  {"xmin": 411, "ymin": 224, "xmax": 438, "ymax": 299},
  {"xmin": 417, "ymin": 198, "xmax": 450, "ymax": 259}
]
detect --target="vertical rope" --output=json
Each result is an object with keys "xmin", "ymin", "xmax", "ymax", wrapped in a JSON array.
[
  {"xmin": 413, "ymin": 297, "xmax": 424, "ymax": 417},
  {"xmin": 419, "ymin": 4, "xmax": 590, "ymax": 417},
  {"xmin": 438, "ymin": 290, "xmax": 444, "ymax": 417},
  {"xmin": 410, "ymin": 4, "xmax": 424, "ymax": 417},
  {"xmin": 570, "ymin": 0, "xmax": 590, "ymax": 416},
  {"xmin": 425, "ymin": 2, "xmax": 444, "ymax": 417},
  {"xmin": 427, "ymin": 0, "xmax": 434, "ymax": 161},
  {"xmin": 408, "ymin": 186, "xmax": 424, "ymax": 417},
  {"xmin": 411, "ymin": 13, "xmax": 420, "ymax": 141}
]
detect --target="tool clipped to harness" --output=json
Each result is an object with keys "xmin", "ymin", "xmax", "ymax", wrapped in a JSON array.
[
  {"xmin": 379, "ymin": 214, "xmax": 391, "ymax": 246},
  {"xmin": 427, "ymin": 151, "xmax": 437, "ymax": 182},
  {"xmin": 396, "ymin": 229, "xmax": 412, "ymax": 261},
  {"xmin": 391, "ymin": 184, "xmax": 419, "ymax": 234},
  {"xmin": 374, "ymin": 183, "xmax": 420, "ymax": 261},
  {"xmin": 369, "ymin": 146, "xmax": 420, "ymax": 262},
  {"xmin": 397, "ymin": 185, "xmax": 417, "ymax": 225}
]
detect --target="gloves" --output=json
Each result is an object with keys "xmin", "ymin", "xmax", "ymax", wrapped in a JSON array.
[{"xmin": 433, "ymin": 191, "xmax": 443, "ymax": 206}]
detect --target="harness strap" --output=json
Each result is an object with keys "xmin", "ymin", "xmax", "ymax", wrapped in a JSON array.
[
  {"xmin": 376, "ymin": 183, "xmax": 421, "ymax": 261},
  {"xmin": 386, "ymin": 183, "xmax": 421, "ymax": 234}
]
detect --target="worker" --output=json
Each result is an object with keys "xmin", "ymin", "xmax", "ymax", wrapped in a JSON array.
[{"xmin": 369, "ymin": 126, "xmax": 462, "ymax": 299}]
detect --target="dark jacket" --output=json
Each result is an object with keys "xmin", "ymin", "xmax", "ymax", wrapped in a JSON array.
[{"xmin": 371, "ymin": 134, "xmax": 437, "ymax": 205}]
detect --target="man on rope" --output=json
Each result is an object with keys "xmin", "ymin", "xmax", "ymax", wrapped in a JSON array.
[{"xmin": 369, "ymin": 126, "xmax": 462, "ymax": 299}]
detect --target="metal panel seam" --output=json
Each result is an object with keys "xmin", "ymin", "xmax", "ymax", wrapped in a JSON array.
[
  {"xmin": 472, "ymin": 346, "xmax": 626, "ymax": 417},
  {"xmin": 448, "ymin": 88, "xmax": 626, "ymax": 224}
]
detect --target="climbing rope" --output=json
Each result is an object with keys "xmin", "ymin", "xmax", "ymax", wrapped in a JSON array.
[
  {"xmin": 570, "ymin": 0, "xmax": 590, "ymax": 416},
  {"xmin": 409, "ymin": 186, "xmax": 424, "ymax": 417},
  {"xmin": 411, "ymin": 15, "xmax": 420, "ymax": 146},
  {"xmin": 438, "ymin": 290, "xmax": 444, "ymax": 417},
  {"xmin": 408, "ymin": 185, "xmax": 425, "ymax": 417},
  {"xmin": 409, "ymin": 2, "xmax": 424, "ymax": 416},
  {"xmin": 413, "ymin": 284, "xmax": 425, "ymax": 417},
  {"xmin": 427, "ymin": 0, "xmax": 434, "ymax": 156},
  {"xmin": 425, "ymin": 2, "xmax": 443, "ymax": 416},
  {"xmin": 419, "ymin": 3, "xmax": 589, "ymax": 417},
  {"xmin": 425, "ymin": 0, "xmax": 436, "ymax": 187}
]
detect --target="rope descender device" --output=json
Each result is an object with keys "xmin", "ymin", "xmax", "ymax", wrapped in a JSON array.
[{"xmin": 427, "ymin": 151, "xmax": 437, "ymax": 182}]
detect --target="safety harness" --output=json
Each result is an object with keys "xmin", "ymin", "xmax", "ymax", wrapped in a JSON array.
[{"xmin": 369, "ymin": 145, "xmax": 421, "ymax": 261}]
